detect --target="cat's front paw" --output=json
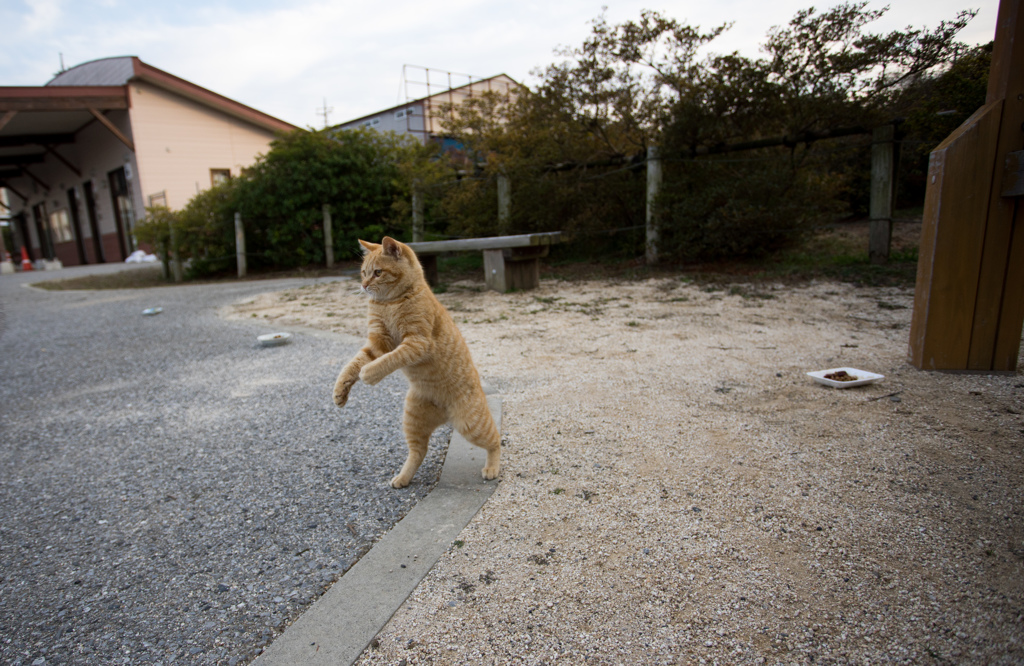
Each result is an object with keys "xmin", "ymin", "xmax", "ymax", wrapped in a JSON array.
[
  {"xmin": 359, "ymin": 362, "xmax": 387, "ymax": 386},
  {"xmin": 333, "ymin": 379, "xmax": 354, "ymax": 407}
]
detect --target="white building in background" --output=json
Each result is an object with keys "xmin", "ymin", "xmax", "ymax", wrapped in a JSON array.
[{"xmin": 334, "ymin": 71, "xmax": 519, "ymax": 151}]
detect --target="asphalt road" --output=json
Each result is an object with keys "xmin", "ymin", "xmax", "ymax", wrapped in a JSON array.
[{"xmin": 0, "ymin": 265, "xmax": 448, "ymax": 665}]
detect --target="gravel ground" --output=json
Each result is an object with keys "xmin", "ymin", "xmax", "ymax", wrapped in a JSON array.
[
  {"xmin": 236, "ymin": 271, "xmax": 1024, "ymax": 665},
  {"xmin": 0, "ymin": 271, "xmax": 448, "ymax": 666}
]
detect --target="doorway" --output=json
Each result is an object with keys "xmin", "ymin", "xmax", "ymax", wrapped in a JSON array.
[
  {"xmin": 83, "ymin": 180, "xmax": 105, "ymax": 263},
  {"xmin": 108, "ymin": 167, "xmax": 136, "ymax": 260},
  {"xmin": 31, "ymin": 202, "xmax": 53, "ymax": 260},
  {"xmin": 67, "ymin": 187, "xmax": 87, "ymax": 265}
]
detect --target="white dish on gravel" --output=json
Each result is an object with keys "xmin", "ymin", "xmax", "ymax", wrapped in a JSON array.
[
  {"xmin": 258, "ymin": 332, "xmax": 291, "ymax": 347},
  {"xmin": 142, "ymin": 307, "xmax": 163, "ymax": 316},
  {"xmin": 807, "ymin": 367, "xmax": 884, "ymax": 388}
]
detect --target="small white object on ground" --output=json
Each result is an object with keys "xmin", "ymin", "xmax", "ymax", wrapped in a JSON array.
[
  {"xmin": 258, "ymin": 332, "xmax": 292, "ymax": 347},
  {"xmin": 807, "ymin": 367, "xmax": 884, "ymax": 388},
  {"xmin": 125, "ymin": 250, "xmax": 158, "ymax": 263}
]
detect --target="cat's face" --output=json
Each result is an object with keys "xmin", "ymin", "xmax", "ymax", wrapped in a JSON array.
[
  {"xmin": 359, "ymin": 252, "xmax": 392, "ymax": 301},
  {"xmin": 357, "ymin": 237, "xmax": 419, "ymax": 301}
]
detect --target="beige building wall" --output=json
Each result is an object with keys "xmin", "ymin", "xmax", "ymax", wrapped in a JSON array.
[{"xmin": 128, "ymin": 80, "xmax": 280, "ymax": 211}]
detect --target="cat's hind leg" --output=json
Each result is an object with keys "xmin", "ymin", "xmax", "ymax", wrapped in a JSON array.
[
  {"xmin": 454, "ymin": 395, "xmax": 501, "ymax": 481},
  {"xmin": 392, "ymin": 392, "xmax": 448, "ymax": 489}
]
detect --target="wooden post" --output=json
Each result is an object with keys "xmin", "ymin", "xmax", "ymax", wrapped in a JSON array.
[
  {"xmin": 322, "ymin": 203, "xmax": 334, "ymax": 268},
  {"xmin": 909, "ymin": 0, "xmax": 1024, "ymax": 371},
  {"xmin": 234, "ymin": 212, "xmax": 247, "ymax": 279},
  {"xmin": 169, "ymin": 219, "xmax": 182, "ymax": 283},
  {"xmin": 869, "ymin": 125, "xmax": 895, "ymax": 264},
  {"xmin": 968, "ymin": 0, "xmax": 1024, "ymax": 371},
  {"xmin": 497, "ymin": 173, "xmax": 511, "ymax": 235},
  {"xmin": 412, "ymin": 182, "xmax": 424, "ymax": 242},
  {"xmin": 646, "ymin": 145, "xmax": 662, "ymax": 265}
]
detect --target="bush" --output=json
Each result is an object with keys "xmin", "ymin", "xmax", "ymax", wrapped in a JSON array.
[
  {"xmin": 656, "ymin": 148, "xmax": 847, "ymax": 263},
  {"xmin": 234, "ymin": 128, "xmax": 411, "ymax": 269},
  {"xmin": 176, "ymin": 181, "xmax": 241, "ymax": 277}
]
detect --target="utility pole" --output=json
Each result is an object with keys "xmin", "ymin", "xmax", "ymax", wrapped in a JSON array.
[{"xmin": 317, "ymin": 98, "xmax": 333, "ymax": 129}]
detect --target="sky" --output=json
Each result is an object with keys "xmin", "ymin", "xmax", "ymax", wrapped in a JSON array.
[{"xmin": 0, "ymin": 0, "xmax": 1002, "ymax": 130}]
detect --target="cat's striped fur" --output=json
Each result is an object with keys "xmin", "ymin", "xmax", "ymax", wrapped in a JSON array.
[{"xmin": 333, "ymin": 236, "xmax": 500, "ymax": 488}]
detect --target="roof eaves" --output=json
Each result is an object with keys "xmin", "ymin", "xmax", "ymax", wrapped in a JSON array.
[{"xmin": 0, "ymin": 85, "xmax": 129, "ymax": 111}]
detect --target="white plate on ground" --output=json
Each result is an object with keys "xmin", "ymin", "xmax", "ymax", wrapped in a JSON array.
[
  {"xmin": 258, "ymin": 332, "xmax": 292, "ymax": 347},
  {"xmin": 807, "ymin": 367, "xmax": 884, "ymax": 388},
  {"xmin": 142, "ymin": 307, "xmax": 163, "ymax": 316}
]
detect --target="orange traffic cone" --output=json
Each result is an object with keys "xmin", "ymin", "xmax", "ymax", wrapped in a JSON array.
[{"xmin": 20, "ymin": 246, "xmax": 33, "ymax": 271}]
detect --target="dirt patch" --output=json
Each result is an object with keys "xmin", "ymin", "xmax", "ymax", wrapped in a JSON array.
[{"xmin": 229, "ymin": 253, "xmax": 1024, "ymax": 663}]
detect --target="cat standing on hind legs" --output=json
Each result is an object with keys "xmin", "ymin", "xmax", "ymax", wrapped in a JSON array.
[{"xmin": 333, "ymin": 236, "xmax": 501, "ymax": 488}]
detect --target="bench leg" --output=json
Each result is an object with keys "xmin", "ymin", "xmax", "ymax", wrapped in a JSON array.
[
  {"xmin": 507, "ymin": 257, "xmax": 541, "ymax": 291},
  {"xmin": 483, "ymin": 249, "xmax": 507, "ymax": 292},
  {"xmin": 484, "ymin": 248, "xmax": 544, "ymax": 292},
  {"xmin": 418, "ymin": 254, "xmax": 439, "ymax": 287}
]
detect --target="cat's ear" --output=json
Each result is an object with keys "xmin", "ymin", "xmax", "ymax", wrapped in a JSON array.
[
  {"xmin": 381, "ymin": 236, "xmax": 404, "ymax": 260},
  {"xmin": 358, "ymin": 239, "xmax": 380, "ymax": 255}
]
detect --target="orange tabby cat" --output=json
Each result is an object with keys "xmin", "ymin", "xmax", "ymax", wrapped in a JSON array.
[{"xmin": 333, "ymin": 236, "xmax": 500, "ymax": 488}]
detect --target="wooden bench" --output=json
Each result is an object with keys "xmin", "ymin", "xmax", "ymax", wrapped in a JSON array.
[{"xmin": 407, "ymin": 232, "xmax": 562, "ymax": 293}]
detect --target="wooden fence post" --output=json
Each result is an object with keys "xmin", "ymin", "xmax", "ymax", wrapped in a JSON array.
[
  {"xmin": 497, "ymin": 173, "xmax": 511, "ymax": 235},
  {"xmin": 412, "ymin": 182, "xmax": 424, "ymax": 242},
  {"xmin": 169, "ymin": 220, "xmax": 182, "ymax": 283},
  {"xmin": 322, "ymin": 203, "xmax": 334, "ymax": 268},
  {"xmin": 869, "ymin": 125, "xmax": 896, "ymax": 264},
  {"xmin": 646, "ymin": 145, "xmax": 662, "ymax": 265},
  {"xmin": 234, "ymin": 212, "xmax": 246, "ymax": 278}
]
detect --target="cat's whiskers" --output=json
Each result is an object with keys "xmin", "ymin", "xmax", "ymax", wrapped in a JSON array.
[{"xmin": 360, "ymin": 284, "xmax": 381, "ymax": 301}]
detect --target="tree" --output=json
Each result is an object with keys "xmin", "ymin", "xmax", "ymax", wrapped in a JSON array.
[
  {"xmin": 434, "ymin": 3, "xmax": 979, "ymax": 263},
  {"xmin": 893, "ymin": 41, "xmax": 992, "ymax": 206}
]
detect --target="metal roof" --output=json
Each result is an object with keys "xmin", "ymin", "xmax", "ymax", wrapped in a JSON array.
[{"xmin": 47, "ymin": 56, "xmax": 137, "ymax": 87}]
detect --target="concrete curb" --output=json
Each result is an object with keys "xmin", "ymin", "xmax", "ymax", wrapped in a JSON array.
[{"xmin": 255, "ymin": 391, "xmax": 502, "ymax": 665}]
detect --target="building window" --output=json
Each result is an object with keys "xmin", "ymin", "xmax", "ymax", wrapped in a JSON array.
[
  {"xmin": 395, "ymin": 110, "xmax": 406, "ymax": 119},
  {"xmin": 49, "ymin": 209, "xmax": 73, "ymax": 243},
  {"xmin": 148, "ymin": 191, "xmax": 167, "ymax": 208},
  {"xmin": 211, "ymin": 169, "xmax": 231, "ymax": 187}
]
